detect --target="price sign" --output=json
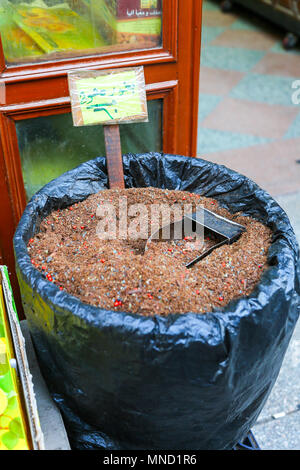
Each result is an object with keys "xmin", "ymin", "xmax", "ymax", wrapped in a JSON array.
[
  {"xmin": 68, "ymin": 66, "xmax": 148, "ymax": 189},
  {"xmin": 68, "ymin": 66, "xmax": 148, "ymax": 127}
]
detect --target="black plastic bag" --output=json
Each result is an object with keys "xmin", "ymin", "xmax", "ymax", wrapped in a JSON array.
[{"xmin": 13, "ymin": 153, "xmax": 300, "ymax": 450}]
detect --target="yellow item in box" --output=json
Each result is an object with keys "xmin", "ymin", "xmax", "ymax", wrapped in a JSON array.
[
  {"xmin": 0, "ymin": 288, "xmax": 30, "ymax": 450},
  {"xmin": 0, "ymin": 266, "xmax": 44, "ymax": 450},
  {"xmin": 13, "ymin": 0, "xmax": 106, "ymax": 55}
]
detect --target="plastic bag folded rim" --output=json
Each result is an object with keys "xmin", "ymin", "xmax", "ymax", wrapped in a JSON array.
[{"xmin": 13, "ymin": 152, "xmax": 300, "ymax": 334}]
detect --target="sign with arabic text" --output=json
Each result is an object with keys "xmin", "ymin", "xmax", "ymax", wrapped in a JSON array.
[{"xmin": 68, "ymin": 67, "xmax": 148, "ymax": 127}]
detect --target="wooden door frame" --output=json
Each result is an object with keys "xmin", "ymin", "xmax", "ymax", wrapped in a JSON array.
[
  {"xmin": 0, "ymin": 0, "xmax": 178, "ymax": 101},
  {"xmin": 0, "ymin": 0, "xmax": 203, "ymax": 316},
  {"xmin": 0, "ymin": 1, "xmax": 202, "ymax": 155}
]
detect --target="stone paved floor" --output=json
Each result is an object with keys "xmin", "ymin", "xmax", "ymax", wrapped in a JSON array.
[
  {"xmin": 198, "ymin": 0, "xmax": 300, "ymax": 450},
  {"xmin": 198, "ymin": 0, "xmax": 300, "ymax": 198}
]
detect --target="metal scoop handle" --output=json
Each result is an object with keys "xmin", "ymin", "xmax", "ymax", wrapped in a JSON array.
[{"xmin": 146, "ymin": 207, "xmax": 246, "ymax": 268}]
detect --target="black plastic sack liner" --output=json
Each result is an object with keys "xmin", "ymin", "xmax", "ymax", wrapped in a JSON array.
[{"xmin": 14, "ymin": 153, "xmax": 300, "ymax": 450}]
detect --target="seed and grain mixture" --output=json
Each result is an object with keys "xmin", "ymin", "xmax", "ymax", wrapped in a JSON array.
[{"xmin": 27, "ymin": 188, "xmax": 272, "ymax": 316}]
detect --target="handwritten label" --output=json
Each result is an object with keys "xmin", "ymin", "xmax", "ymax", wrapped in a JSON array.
[{"xmin": 68, "ymin": 67, "xmax": 148, "ymax": 127}]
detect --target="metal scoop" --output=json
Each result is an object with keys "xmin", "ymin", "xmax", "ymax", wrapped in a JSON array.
[{"xmin": 146, "ymin": 207, "xmax": 246, "ymax": 268}]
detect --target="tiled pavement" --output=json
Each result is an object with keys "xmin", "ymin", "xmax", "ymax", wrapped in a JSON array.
[
  {"xmin": 198, "ymin": 0, "xmax": 300, "ymax": 197},
  {"xmin": 197, "ymin": 0, "xmax": 300, "ymax": 450}
]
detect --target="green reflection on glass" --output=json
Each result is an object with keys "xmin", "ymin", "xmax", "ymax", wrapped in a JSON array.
[
  {"xmin": 16, "ymin": 99, "xmax": 162, "ymax": 200},
  {"xmin": 0, "ymin": 0, "xmax": 162, "ymax": 64}
]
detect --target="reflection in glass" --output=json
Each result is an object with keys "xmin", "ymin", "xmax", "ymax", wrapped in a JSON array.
[
  {"xmin": 16, "ymin": 99, "xmax": 163, "ymax": 200},
  {"xmin": 0, "ymin": 0, "xmax": 162, "ymax": 64}
]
